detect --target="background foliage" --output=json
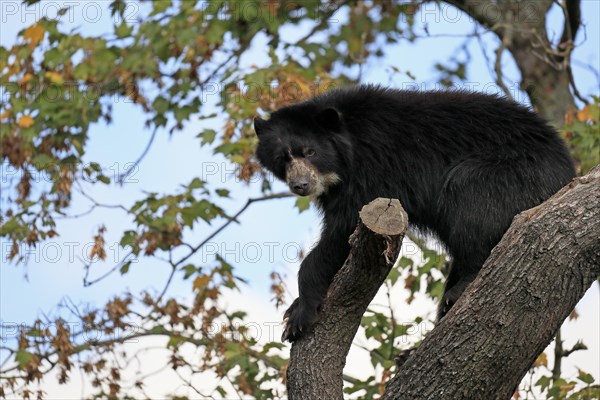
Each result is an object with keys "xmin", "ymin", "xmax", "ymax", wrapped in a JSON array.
[{"xmin": 1, "ymin": 0, "xmax": 598, "ymax": 399}]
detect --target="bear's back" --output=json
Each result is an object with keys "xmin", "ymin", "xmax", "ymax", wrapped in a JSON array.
[{"xmin": 300, "ymin": 85, "xmax": 570, "ymax": 161}]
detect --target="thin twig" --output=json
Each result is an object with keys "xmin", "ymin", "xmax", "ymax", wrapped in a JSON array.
[
  {"xmin": 154, "ymin": 264, "xmax": 177, "ymax": 306},
  {"xmin": 117, "ymin": 127, "xmax": 158, "ymax": 185},
  {"xmin": 82, "ymin": 252, "xmax": 134, "ymax": 287},
  {"xmin": 149, "ymin": 192, "xmax": 294, "ymax": 308},
  {"xmin": 74, "ymin": 182, "xmax": 129, "ymax": 213},
  {"xmin": 174, "ymin": 192, "xmax": 293, "ymax": 268},
  {"xmin": 494, "ymin": 33, "xmax": 515, "ymax": 100},
  {"xmin": 287, "ymin": 2, "xmax": 343, "ymax": 47}
]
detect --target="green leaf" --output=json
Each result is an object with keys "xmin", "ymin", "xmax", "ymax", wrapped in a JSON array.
[
  {"xmin": 187, "ymin": 177, "xmax": 205, "ymax": 190},
  {"xmin": 387, "ymin": 266, "xmax": 401, "ymax": 285},
  {"xmin": 205, "ymin": 23, "xmax": 226, "ymax": 44},
  {"xmin": 536, "ymin": 375, "xmax": 551, "ymax": 391},
  {"xmin": 261, "ymin": 342, "xmax": 286, "ymax": 353},
  {"xmin": 15, "ymin": 350, "xmax": 34, "ymax": 369},
  {"xmin": 181, "ymin": 264, "xmax": 198, "ymax": 280},
  {"xmin": 0, "ymin": 219, "xmax": 21, "ymax": 235},
  {"xmin": 230, "ymin": 155, "xmax": 246, "ymax": 164},
  {"xmin": 115, "ymin": 22, "xmax": 133, "ymax": 38},
  {"xmin": 394, "ymin": 324, "xmax": 410, "ymax": 336},
  {"xmin": 43, "ymin": 48, "xmax": 63, "ymax": 68},
  {"xmin": 229, "ymin": 311, "xmax": 247, "ymax": 320},
  {"xmin": 224, "ymin": 342, "xmax": 242, "ymax": 359},
  {"xmin": 196, "ymin": 129, "xmax": 216, "ymax": 146},
  {"xmin": 150, "ymin": 0, "xmax": 172, "ymax": 15},
  {"xmin": 398, "ymin": 257, "xmax": 413, "ymax": 269},
  {"xmin": 120, "ymin": 230, "xmax": 137, "ymax": 247},
  {"xmin": 109, "ymin": 0, "xmax": 126, "ymax": 16},
  {"xmin": 427, "ymin": 280, "xmax": 445, "ymax": 300},
  {"xmin": 173, "ymin": 105, "xmax": 195, "ymax": 122},
  {"xmin": 0, "ymin": 46, "xmax": 8, "ymax": 63},
  {"xmin": 167, "ymin": 335, "xmax": 185, "ymax": 348},
  {"xmin": 31, "ymin": 154, "xmax": 54, "ymax": 169},
  {"xmin": 175, "ymin": 29, "xmax": 196, "ymax": 47},
  {"xmin": 147, "ymin": 326, "xmax": 166, "ymax": 334},
  {"xmin": 120, "ymin": 261, "xmax": 131, "ymax": 275},
  {"xmin": 97, "ymin": 175, "xmax": 110, "ymax": 184},
  {"xmin": 181, "ymin": 200, "xmax": 219, "ymax": 227},
  {"xmin": 578, "ymin": 369, "xmax": 595, "ymax": 384},
  {"xmin": 152, "ymin": 97, "xmax": 169, "ymax": 114},
  {"xmin": 295, "ymin": 196, "xmax": 310, "ymax": 213}
]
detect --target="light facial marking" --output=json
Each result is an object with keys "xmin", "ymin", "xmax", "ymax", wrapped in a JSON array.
[
  {"xmin": 285, "ymin": 157, "xmax": 318, "ymax": 196},
  {"xmin": 285, "ymin": 155, "xmax": 341, "ymax": 197},
  {"xmin": 313, "ymin": 172, "xmax": 341, "ymax": 197}
]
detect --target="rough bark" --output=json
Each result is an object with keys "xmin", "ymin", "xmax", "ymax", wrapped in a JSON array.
[
  {"xmin": 286, "ymin": 198, "xmax": 408, "ymax": 400},
  {"xmin": 442, "ymin": 0, "xmax": 579, "ymax": 125},
  {"xmin": 287, "ymin": 165, "xmax": 600, "ymax": 400},
  {"xmin": 382, "ymin": 168, "xmax": 600, "ymax": 399}
]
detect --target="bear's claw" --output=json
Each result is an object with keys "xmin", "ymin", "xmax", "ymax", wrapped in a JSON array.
[{"xmin": 281, "ymin": 298, "xmax": 317, "ymax": 342}]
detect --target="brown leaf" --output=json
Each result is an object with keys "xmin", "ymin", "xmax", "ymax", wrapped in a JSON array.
[
  {"xmin": 23, "ymin": 24, "xmax": 45, "ymax": 46},
  {"xmin": 19, "ymin": 73, "xmax": 33, "ymax": 86},
  {"xmin": 90, "ymin": 226, "xmax": 107, "ymax": 261},
  {"xmin": 569, "ymin": 309, "xmax": 579, "ymax": 320}
]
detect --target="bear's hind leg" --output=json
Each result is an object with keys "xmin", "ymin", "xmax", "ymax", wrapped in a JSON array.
[{"xmin": 437, "ymin": 263, "xmax": 478, "ymax": 321}]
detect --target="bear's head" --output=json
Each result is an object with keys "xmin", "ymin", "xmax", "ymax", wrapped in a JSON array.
[{"xmin": 253, "ymin": 106, "xmax": 349, "ymax": 198}]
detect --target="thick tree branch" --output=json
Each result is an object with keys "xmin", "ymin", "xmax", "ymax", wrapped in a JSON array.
[
  {"xmin": 383, "ymin": 165, "xmax": 600, "ymax": 399},
  {"xmin": 443, "ymin": 0, "xmax": 552, "ymax": 32},
  {"xmin": 286, "ymin": 198, "xmax": 408, "ymax": 400},
  {"xmin": 441, "ymin": 0, "xmax": 577, "ymax": 125},
  {"xmin": 286, "ymin": 166, "xmax": 599, "ymax": 400},
  {"xmin": 558, "ymin": 0, "xmax": 582, "ymax": 47}
]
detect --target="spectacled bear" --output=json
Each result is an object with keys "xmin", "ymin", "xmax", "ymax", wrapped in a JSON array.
[{"xmin": 253, "ymin": 85, "xmax": 575, "ymax": 342}]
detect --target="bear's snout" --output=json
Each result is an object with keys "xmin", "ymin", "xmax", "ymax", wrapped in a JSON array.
[
  {"xmin": 286, "ymin": 157, "xmax": 318, "ymax": 197},
  {"xmin": 290, "ymin": 178, "xmax": 310, "ymax": 196}
]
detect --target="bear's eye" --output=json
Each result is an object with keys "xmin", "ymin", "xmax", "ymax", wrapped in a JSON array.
[
  {"xmin": 305, "ymin": 148, "xmax": 316, "ymax": 157},
  {"xmin": 275, "ymin": 151, "xmax": 289, "ymax": 163}
]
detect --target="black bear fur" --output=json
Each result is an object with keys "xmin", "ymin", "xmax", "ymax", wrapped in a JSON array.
[{"xmin": 254, "ymin": 85, "xmax": 576, "ymax": 342}]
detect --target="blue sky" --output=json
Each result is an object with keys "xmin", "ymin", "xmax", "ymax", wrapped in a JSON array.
[{"xmin": 1, "ymin": 0, "xmax": 599, "ymax": 397}]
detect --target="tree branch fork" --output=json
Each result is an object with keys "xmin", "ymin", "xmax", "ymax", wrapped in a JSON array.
[{"xmin": 286, "ymin": 165, "xmax": 600, "ymax": 400}]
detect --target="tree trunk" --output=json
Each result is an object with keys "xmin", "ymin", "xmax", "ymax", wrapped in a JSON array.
[
  {"xmin": 286, "ymin": 165, "xmax": 600, "ymax": 399},
  {"xmin": 286, "ymin": 198, "xmax": 408, "ymax": 400},
  {"xmin": 442, "ymin": 0, "xmax": 579, "ymax": 126}
]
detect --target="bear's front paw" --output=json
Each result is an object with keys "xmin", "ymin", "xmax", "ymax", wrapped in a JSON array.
[{"xmin": 281, "ymin": 298, "xmax": 317, "ymax": 342}]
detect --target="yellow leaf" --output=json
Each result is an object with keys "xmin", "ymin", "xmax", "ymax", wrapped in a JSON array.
[
  {"xmin": 19, "ymin": 73, "xmax": 33, "ymax": 86},
  {"xmin": 0, "ymin": 111, "xmax": 10, "ymax": 121},
  {"xmin": 577, "ymin": 105, "xmax": 599, "ymax": 123},
  {"xmin": 577, "ymin": 106, "xmax": 592, "ymax": 122},
  {"xmin": 23, "ymin": 24, "xmax": 45, "ymax": 46},
  {"xmin": 560, "ymin": 383, "xmax": 576, "ymax": 392},
  {"xmin": 18, "ymin": 115, "xmax": 34, "ymax": 128},
  {"xmin": 534, "ymin": 352, "xmax": 548, "ymax": 367},
  {"xmin": 45, "ymin": 71, "xmax": 64, "ymax": 85},
  {"xmin": 193, "ymin": 274, "xmax": 210, "ymax": 291}
]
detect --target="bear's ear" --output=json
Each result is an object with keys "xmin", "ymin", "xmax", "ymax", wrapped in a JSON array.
[
  {"xmin": 254, "ymin": 116, "xmax": 267, "ymax": 136},
  {"xmin": 315, "ymin": 107, "xmax": 342, "ymax": 132}
]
